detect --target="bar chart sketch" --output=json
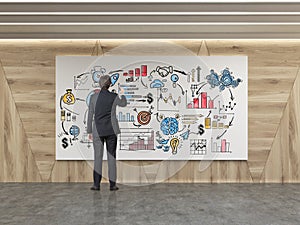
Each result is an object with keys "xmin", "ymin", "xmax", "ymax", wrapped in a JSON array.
[
  {"xmin": 186, "ymin": 91, "xmax": 218, "ymax": 109},
  {"xmin": 211, "ymin": 138, "xmax": 231, "ymax": 153},
  {"xmin": 119, "ymin": 128, "xmax": 155, "ymax": 151},
  {"xmin": 117, "ymin": 112, "xmax": 135, "ymax": 122}
]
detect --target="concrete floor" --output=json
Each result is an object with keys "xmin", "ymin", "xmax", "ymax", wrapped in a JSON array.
[{"xmin": 0, "ymin": 183, "xmax": 299, "ymax": 225}]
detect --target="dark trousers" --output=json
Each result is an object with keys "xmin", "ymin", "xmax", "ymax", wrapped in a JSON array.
[{"xmin": 93, "ymin": 130, "xmax": 118, "ymax": 188}]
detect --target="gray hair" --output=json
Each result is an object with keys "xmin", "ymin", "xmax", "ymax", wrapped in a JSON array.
[{"xmin": 99, "ymin": 75, "xmax": 111, "ymax": 89}]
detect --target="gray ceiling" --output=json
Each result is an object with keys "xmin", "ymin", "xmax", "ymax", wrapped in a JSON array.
[{"xmin": 0, "ymin": 2, "xmax": 300, "ymax": 38}]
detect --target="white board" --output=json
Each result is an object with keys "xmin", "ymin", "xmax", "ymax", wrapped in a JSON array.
[{"xmin": 56, "ymin": 56, "xmax": 248, "ymax": 160}]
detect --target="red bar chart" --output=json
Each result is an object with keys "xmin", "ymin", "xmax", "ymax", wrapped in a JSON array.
[
  {"xmin": 211, "ymin": 138, "xmax": 231, "ymax": 153},
  {"xmin": 186, "ymin": 92, "xmax": 217, "ymax": 109},
  {"xmin": 128, "ymin": 130, "xmax": 154, "ymax": 150},
  {"xmin": 120, "ymin": 128, "xmax": 155, "ymax": 151},
  {"xmin": 123, "ymin": 65, "xmax": 147, "ymax": 77}
]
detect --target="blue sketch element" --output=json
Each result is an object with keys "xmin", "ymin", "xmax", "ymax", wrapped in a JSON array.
[
  {"xmin": 220, "ymin": 68, "xmax": 233, "ymax": 86},
  {"xmin": 92, "ymin": 71, "xmax": 102, "ymax": 83},
  {"xmin": 91, "ymin": 66, "xmax": 106, "ymax": 83},
  {"xmin": 171, "ymin": 74, "xmax": 179, "ymax": 83},
  {"xmin": 180, "ymin": 130, "xmax": 190, "ymax": 140},
  {"xmin": 163, "ymin": 146, "xmax": 170, "ymax": 152},
  {"xmin": 206, "ymin": 69, "xmax": 220, "ymax": 88},
  {"xmin": 219, "ymin": 68, "xmax": 242, "ymax": 91},
  {"xmin": 206, "ymin": 68, "xmax": 242, "ymax": 91},
  {"xmin": 160, "ymin": 117, "xmax": 179, "ymax": 135},
  {"xmin": 156, "ymin": 133, "xmax": 169, "ymax": 152},
  {"xmin": 157, "ymin": 139, "xmax": 169, "ymax": 145},
  {"xmin": 150, "ymin": 79, "xmax": 164, "ymax": 88},
  {"xmin": 110, "ymin": 73, "xmax": 119, "ymax": 86},
  {"xmin": 69, "ymin": 125, "xmax": 80, "ymax": 140}
]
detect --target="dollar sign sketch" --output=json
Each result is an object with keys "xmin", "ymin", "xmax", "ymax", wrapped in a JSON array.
[
  {"xmin": 147, "ymin": 93, "xmax": 154, "ymax": 104},
  {"xmin": 198, "ymin": 124, "xmax": 205, "ymax": 135},
  {"xmin": 66, "ymin": 95, "xmax": 72, "ymax": 103},
  {"xmin": 62, "ymin": 137, "xmax": 69, "ymax": 149}
]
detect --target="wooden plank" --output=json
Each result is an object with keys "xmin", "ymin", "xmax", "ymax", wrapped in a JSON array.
[
  {"xmin": 4, "ymin": 67, "xmax": 55, "ymax": 79},
  {"xmin": 50, "ymin": 161, "xmax": 70, "ymax": 182},
  {"xmin": 136, "ymin": 161, "xmax": 171, "ymax": 184},
  {"xmin": 15, "ymin": 117, "xmax": 27, "ymax": 182},
  {"xmin": 229, "ymin": 161, "xmax": 253, "ymax": 183},
  {"xmin": 287, "ymin": 71, "xmax": 300, "ymax": 182},
  {"xmin": 260, "ymin": 104, "xmax": 288, "ymax": 182},
  {"xmin": 211, "ymin": 161, "xmax": 229, "ymax": 183},
  {"xmin": 27, "ymin": 137, "xmax": 55, "ymax": 161},
  {"xmin": 172, "ymin": 40, "xmax": 202, "ymax": 55},
  {"xmin": 16, "ymin": 102, "xmax": 55, "ymax": 118},
  {"xmin": 36, "ymin": 161, "xmax": 55, "ymax": 182},
  {"xmin": 0, "ymin": 40, "xmax": 97, "ymax": 67},
  {"xmin": 248, "ymin": 101, "xmax": 287, "ymax": 115},
  {"xmin": 100, "ymin": 40, "xmax": 201, "ymax": 56},
  {"xmin": 193, "ymin": 161, "xmax": 213, "ymax": 183},
  {"xmin": 206, "ymin": 40, "xmax": 300, "ymax": 67},
  {"xmin": 139, "ymin": 161, "xmax": 162, "ymax": 184},
  {"xmin": 222, "ymin": 161, "xmax": 248, "ymax": 183},
  {"xmin": 248, "ymin": 67, "xmax": 297, "ymax": 104},
  {"xmin": 0, "ymin": 62, "xmax": 5, "ymax": 181},
  {"xmin": 3, "ymin": 81, "xmax": 17, "ymax": 181},
  {"xmin": 67, "ymin": 161, "xmax": 93, "ymax": 182},
  {"xmin": 117, "ymin": 161, "xmax": 143, "ymax": 184},
  {"xmin": 27, "ymin": 142, "xmax": 42, "ymax": 182},
  {"xmin": 4, "ymin": 67, "xmax": 55, "ymax": 97},
  {"xmin": 0, "ymin": 63, "xmax": 41, "ymax": 181},
  {"xmin": 167, "ymin": 161, "xmax": 193, "ymax": 183},
  {"xmin": 249, "ymin": 138, "xmax": 273, "ymax": 149},
  {"xmin": 261, "ymin": 69, "xmax": 300, "ymax": 183}
]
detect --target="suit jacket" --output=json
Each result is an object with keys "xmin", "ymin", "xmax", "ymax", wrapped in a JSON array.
[
  {"xmin": 87, "ymin": 92, "xmax": 99, "ymax": 134},
  {"xmin": 94, "ymin": 89, "xmax": 127, "ymax": 137}
]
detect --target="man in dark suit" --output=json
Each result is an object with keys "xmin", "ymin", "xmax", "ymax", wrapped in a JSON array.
[{"xmin": 90, "ymin": 75, "xmax": 127, "ymax": 191}]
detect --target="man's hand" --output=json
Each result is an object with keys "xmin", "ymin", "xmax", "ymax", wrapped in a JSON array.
[
  {"xmin": 88, "ymin": 134, "xmax": 93, "ymax": 141},
  {"xmin": 119, "ymin": 87, "xmax": 125, "ymax": 95}
]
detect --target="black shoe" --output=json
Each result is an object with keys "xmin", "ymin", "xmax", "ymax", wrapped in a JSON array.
[
  {"xmin": 90, "ymin": 186, "xmax": 100, "ymax": 191},
  {"xmin": 110, "ymin": 186, "xmax": 119, "ymax": 191}
]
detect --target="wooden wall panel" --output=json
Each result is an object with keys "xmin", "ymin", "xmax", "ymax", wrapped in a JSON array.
[
  {"xmin": 288, "ymin": 71, "xmax": 300, "ymax": 182},
  {"xmin": 261, "ymin": 68, "xmax": 300, "ymax": 183},
  {"xmin": 117, "ymin": 161, "xmax": 144, "ymax": 184},
  {"xmin": 260, "ymin": 104, "xmax": 288, "ymax": 182},
  {"xmin": 205, "ymin": 40, "xmax": 300, "ymax": 67},
  {"xmin": 100, "ymin": 40, "xmax": 202, "ymax": 56},
  {"xmin": 0, "ymin": 40, "xmax": 97, "ymax": 181},
  {"xmin": 50, "ymin": 161, "xmax": 94, "ymax": 182},
  {"xmin": 0, "ymin": 40, "xmax": 299, "ymax": 183},
  {"xmin": 27, "ymin": 144, "xmax": 42, "ymax": 182},
  {"xmin": 0, "ymin": 61, "xmax": 5, "ymax": 181},
  {"xmin": 49, "ymin": 161, "xmax": 69, "ymax": 182},
  {"xmin": 0, "ymin": 61, "xmax": 41, "ymax": 182}
]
